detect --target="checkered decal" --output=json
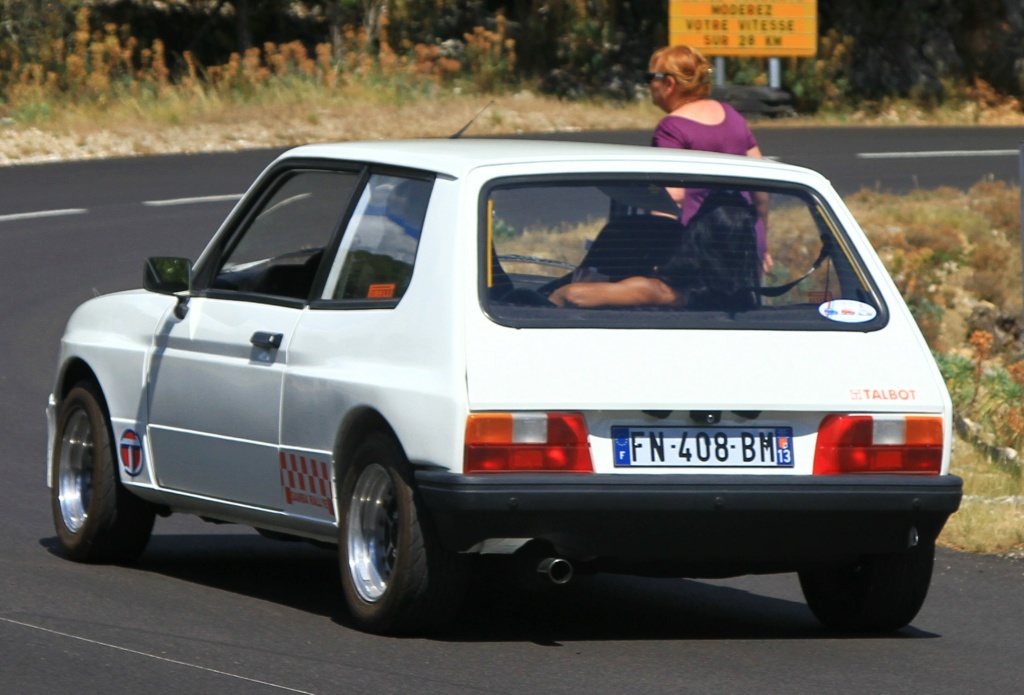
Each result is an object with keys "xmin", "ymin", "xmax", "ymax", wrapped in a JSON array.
[{"xmin": 279, "ymin": 452, "xmax": 335, "ymax": 517}]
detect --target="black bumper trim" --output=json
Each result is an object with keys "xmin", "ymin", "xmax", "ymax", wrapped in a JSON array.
[{"xmin": 414, "ymin": 472, "xmax": 963, "ymax": 570}]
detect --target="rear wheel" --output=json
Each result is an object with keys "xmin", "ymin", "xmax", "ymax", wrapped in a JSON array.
[
  {"xmin": 339, "ymin": 433, "xmax": 467, "ymax": 634},
  {"xmin": 50, "ymin": 382, "xmax": 156, "ymax": 563},
  {"xmin": 798, "ymin": 541, "xmax": 935, "ymax": 632}
]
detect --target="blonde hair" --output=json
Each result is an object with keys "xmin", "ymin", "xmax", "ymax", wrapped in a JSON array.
[{"xmin": 649, "ymin": 45, "xmax": 712, "ymax": 100}]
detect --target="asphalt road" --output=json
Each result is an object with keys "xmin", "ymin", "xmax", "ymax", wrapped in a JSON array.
[
  {"xmin": 539, "ymin": 126, "xmax": 1024, "ymax": 194},
  {"xmin": 1, "ymin": 127, "xmax": 1022, "ymax": 694}
]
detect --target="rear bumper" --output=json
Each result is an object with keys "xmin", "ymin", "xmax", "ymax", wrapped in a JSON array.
[{"xmin": 415, "ymin": 472, "xmax": 963, "ymax": 574}]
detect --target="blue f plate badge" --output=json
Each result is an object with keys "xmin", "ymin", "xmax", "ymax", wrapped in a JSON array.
[{"xmin": 612, "ymin": 426, "xmax": 795, "ymax": 468}]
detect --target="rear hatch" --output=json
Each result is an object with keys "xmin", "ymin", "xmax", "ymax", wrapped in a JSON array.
[
  {"xmin": 463, "ymin": 172, "xmax": 950, "ymax": 476},
  {"xmin": 464, "ymin": 317, "xmax": 948, "ymax": 475}
]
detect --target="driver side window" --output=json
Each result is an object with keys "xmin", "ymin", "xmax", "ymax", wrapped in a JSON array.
[{"xmin": 213, "ymin": 170, "xmax": 359, "ymax": 300}]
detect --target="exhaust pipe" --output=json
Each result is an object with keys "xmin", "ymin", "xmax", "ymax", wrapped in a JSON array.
[{"xmin": 536, "ymin": 557, "xmax": 573, "ymax": 585}]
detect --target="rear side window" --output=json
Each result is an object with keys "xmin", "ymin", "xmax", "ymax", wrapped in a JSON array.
[
  {"xmin": 322, "ymin": 174, "xmax": 432, "ymax": 304},
  {"xmin": 482, "ymin": 177, "xmax": 886, "ymax": 330}
]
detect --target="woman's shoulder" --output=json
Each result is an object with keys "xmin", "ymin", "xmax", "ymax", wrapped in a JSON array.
[
  {"xmin": 664, "ymin": 99, "xmax": 729, "ymax": 126},
  {"xmin": 652, "ymin": 115, "xmax": 692, "ymax": 147}
]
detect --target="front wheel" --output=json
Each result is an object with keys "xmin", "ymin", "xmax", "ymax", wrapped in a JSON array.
[
  {"xmin": 50, "ymin": 382, "xmax": 156, "ymax": 563},
  {"xmin": 798, "ymin": 541, "xmax": 936, "ymax": 632},
  {"xmin": 339, "ymin": 433, "xmax": 467, "ymax": 634}
]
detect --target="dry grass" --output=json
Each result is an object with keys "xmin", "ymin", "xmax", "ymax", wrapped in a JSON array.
[
  {"xmin": 942, "ymin": 437, "xmax": 1024, "ymax": 554},
  {"xmin": 0, "ymin": 9, "xmax": 621, "ymax": 163},
  {"xmin": 779, "ymin": 94, "xmax": 1024, "ymax": 128},
  {"xmin": 0, "ymin": 92, "xmax": 665, "ymax": 165},
  {"xmin": 847, "ymin": 181, "xmax": 1022, "ymax": 355},
  {"xmin": 4, "ymin": 90, "xmax": 1023, "ymax": 167},
  {"xmin": 2, "ymin": 8, "xmax": 1023, "ymax": 167},
  {"xmin": 2, "ymin": 21, "xmax": 1022, "ymax": 167}
]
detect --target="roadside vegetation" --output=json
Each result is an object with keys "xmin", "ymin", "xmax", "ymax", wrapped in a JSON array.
[
  {"xmin": 850, "ymin": 183, "xmax": 1024, "ymax": 556},
  {"xmin": 1, "ymin": 6, "xmax": 1022, "ymax": 555},
  {"xmin": 1, "ymin": 5, "xmax": 1023, "ymax": 151}
]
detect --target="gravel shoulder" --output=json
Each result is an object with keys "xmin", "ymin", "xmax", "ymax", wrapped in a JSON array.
[
  {"xmin": 0, "ymin": 96, "xmax": 661, "ymax": 166},
  {"xmin": 4, "ymin": 93, "xmax": 1022, "ymax": 167}
]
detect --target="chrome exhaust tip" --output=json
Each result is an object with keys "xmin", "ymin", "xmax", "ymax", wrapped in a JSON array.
[{"xmin": 536, "ymin": 557, "xmax": 573, "ymax": 585}]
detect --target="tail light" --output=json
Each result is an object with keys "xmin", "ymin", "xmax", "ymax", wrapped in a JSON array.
[
  {"xmin": 464, "ymin": 412, "xmax": 593, "ymax": 473},
  {"xmin": 813, "ymin": 414, "xmax": 943, "ymax": 475}
]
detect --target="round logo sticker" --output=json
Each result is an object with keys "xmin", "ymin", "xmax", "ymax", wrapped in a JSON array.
[
  {"xmin": 119, "ymin": 429, "xmax": 143, "ymax": 477},
  {"xmin": 818, "ymin": 299, "xmax": 877, "ymax": 324}
]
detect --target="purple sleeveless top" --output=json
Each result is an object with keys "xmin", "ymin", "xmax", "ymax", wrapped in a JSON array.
[
  {"xmin": 651, "ymin": 102, "xmax": 757, "ymax": 156},
  {"xmin": 651, "ymin": 102, "xmax": 765, "ymax": 257}
]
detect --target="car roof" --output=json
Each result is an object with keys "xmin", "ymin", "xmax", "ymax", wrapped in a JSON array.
[{"xmin": 280, "ymin": 138, "xmax": 818, "ymax": 182}]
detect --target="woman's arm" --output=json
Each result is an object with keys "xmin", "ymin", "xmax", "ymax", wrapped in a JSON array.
[
  {"xmin": 745, "ymin": 145, "xmax": 770, "ymax": 219},
  {"xmin": 745, "ymin": 145, "xmax": 773, "ymax": 272}
]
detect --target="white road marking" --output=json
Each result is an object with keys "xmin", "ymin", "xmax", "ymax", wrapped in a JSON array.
[
  {"xmin": 143, "ymin": 194, "xmax": 243, "ymax": 207},
  {"xmin": 857, "ymin": 149, "xmax": 1019, "ymax": 159},
  {"xmin": 0, "ymin": 208, "xmax": 87, "ymax": 222},
  {"xmin": 0, "ymin": 615, "xmax": 317, "ymax": 695}
]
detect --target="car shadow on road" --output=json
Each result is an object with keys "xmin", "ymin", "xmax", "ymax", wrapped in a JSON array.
[
  {"xmin": 40, "ymin": 533, "xmax": 939, "ymax": 643},
  {"xmin": 41, "ymin": 531, "xmax": 346, "ymax": 620},
  {"xmin": 445, "ymin": 569, "xmax": 939, "ymax": 643}
]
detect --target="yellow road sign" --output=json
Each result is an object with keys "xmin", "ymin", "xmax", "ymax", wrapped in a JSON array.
[{"xmin": 669, "ymin": 1, "xmax": 818, "ymax": 57}]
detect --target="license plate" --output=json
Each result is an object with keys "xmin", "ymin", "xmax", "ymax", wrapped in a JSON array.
[{"xmin": 611, "ymin": 426, "xmax": 794, "ymax": 468}]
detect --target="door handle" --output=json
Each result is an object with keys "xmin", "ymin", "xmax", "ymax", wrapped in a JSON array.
[{"xmin": 251, "ymin": 331, "xmax": 284, "ymax": 349}]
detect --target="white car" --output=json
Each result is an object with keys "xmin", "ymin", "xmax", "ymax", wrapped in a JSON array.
[{"xmin": 47, "ymin": 139, "xmax": 962, "ymax": 634}]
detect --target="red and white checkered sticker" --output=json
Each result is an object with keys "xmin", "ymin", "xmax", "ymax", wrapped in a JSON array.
[{"xmin": 279, "ymin": 452, "xmax": 335, "ymax": 518}]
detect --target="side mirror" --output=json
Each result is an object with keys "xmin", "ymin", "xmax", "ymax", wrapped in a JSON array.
[
  {"xmin": 144, "ymin": 257, "xmax": 192, "ymax": 319},
  {"xmin": 144, "ymin": 257, "xmax": 191, "ymax": 295}
]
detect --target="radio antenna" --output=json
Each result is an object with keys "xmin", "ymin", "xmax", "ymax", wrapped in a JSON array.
[{"xmin": 450, "ymin": 100, "xmax": 495, "ymax": 139}]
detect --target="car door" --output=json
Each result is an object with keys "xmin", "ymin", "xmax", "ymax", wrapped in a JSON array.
[
  {"xmin": 278, "ymin": 173, "xmax": 435, "ymax": 521},
  {"xmin": 147, "ymin": 167, "xmax": 361, "ymax": 510}
]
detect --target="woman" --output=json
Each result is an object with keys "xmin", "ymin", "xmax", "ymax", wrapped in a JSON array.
[
  {"xmin": 648, "ymin": 45, "xmax": 764, "ymax": 161},
  {"xmin": 548, "ymin": 46, "xmax": 771, "ymax": 310},
  {"xmin": 647, "ymin": 44, "xmax": 771, "ymax": 271}
]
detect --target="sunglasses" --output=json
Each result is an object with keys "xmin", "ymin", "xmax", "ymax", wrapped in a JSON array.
[{"xmin": 644, "ymin": 72, "xmax": 668, "ymax": 83}]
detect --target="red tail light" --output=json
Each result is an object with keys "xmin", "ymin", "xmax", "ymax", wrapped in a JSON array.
[
  {"xmin": 813, "ymin": 414, "xmax": 943, "ymax": 475},
  {"xmin": 464, "ymin": 413, "xmax": 594, "ymax": 473}
]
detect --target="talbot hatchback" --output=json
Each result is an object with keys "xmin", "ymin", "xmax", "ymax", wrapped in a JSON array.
[{"xmin": 47, "ymin": 139, "xmax": 962, "ymax": 635}]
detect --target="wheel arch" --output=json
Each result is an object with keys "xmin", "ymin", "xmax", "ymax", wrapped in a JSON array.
[
  {"xmin": 333, "ymin": 407, "xmax": 404, "ymax": 489},
  {"xmin": 49, "ymin": 359, "xmax": 114, "ymax": 489},
  {"xmin": 55, "ymin": 358, "xmax": 117, "ymax": 446},
  {"xmin": 58, "ymin": 358, "xmax": 102, "ymax": 401}
]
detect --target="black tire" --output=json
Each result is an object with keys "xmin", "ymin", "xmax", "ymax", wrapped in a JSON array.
[
  {"xmin": 338, "ymin": 433, "xmax": 467, "ymax": 635},
  {"xmin": 50, "ymin": 382, "xmax": 156, "ymax": 563},
  {"xmin": 798, "ymin": 541, "xmax": 936, "ymax": 632}
]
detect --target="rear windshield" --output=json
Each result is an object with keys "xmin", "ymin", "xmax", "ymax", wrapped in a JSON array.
[{"xmin": 481, "ymin": 176, "xmax": 887, "ymax": 330}]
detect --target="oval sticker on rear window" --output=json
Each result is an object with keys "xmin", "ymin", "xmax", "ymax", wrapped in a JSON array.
[{"xmin": 818, "ymin": 299, "xmax": 877, "ymax": 323}]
